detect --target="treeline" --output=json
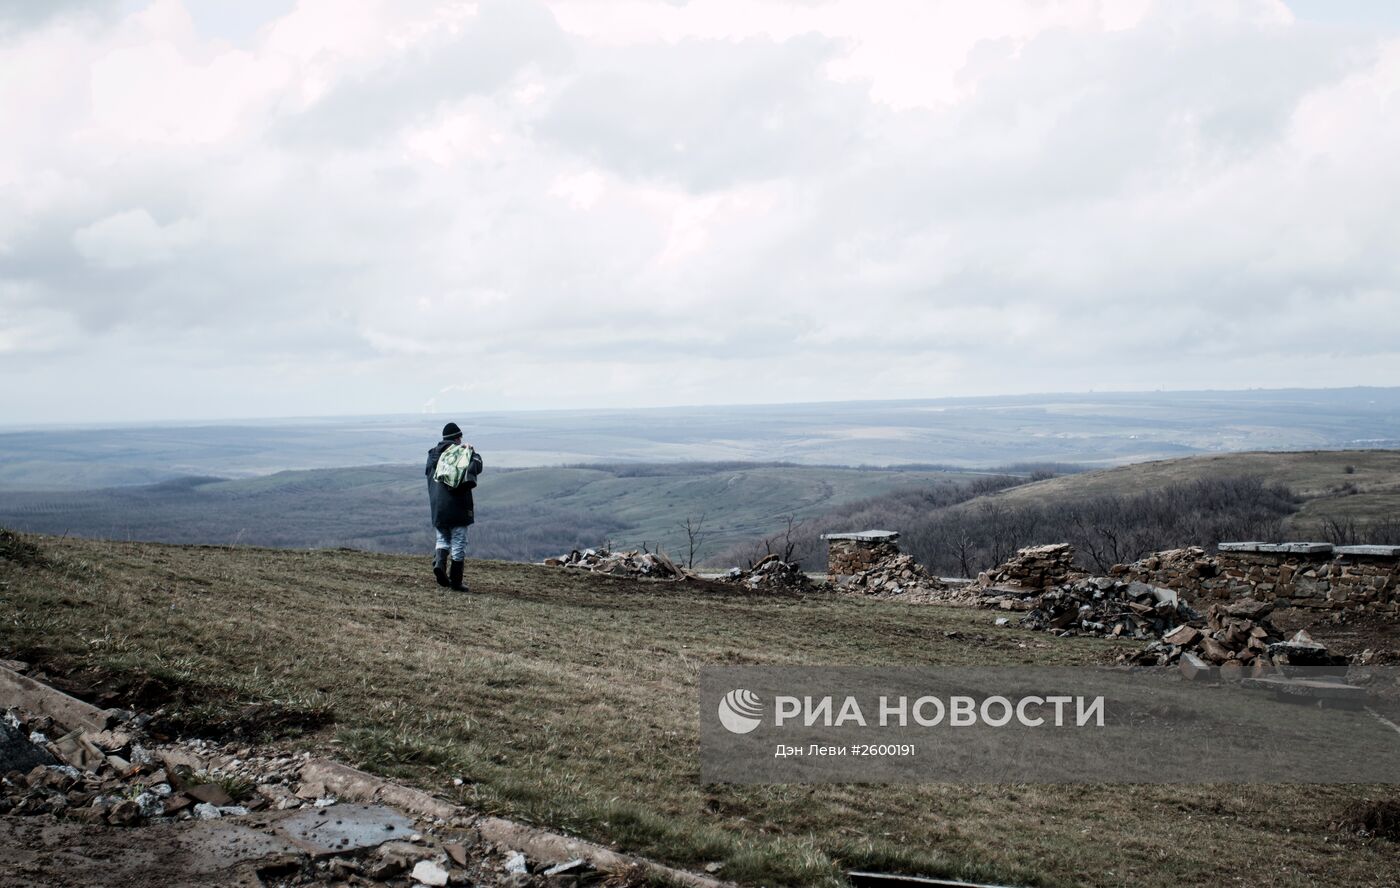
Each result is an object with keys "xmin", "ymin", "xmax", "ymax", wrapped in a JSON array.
[{"xmin": 715, "ymin": 475, "xmax": 1305, "ymax": 577}]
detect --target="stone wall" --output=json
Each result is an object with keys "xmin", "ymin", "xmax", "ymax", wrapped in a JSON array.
[
  {"xmin": 1111, "ymin": 543, "xmax": 1400, "ymax": 614},
  {"xmin": 974, "ymin": 543, "xmax": 1086, "ymax": 590},
  {"xmin": 825, "ymin": 537, "xmax": 901, "ymax": 579}
]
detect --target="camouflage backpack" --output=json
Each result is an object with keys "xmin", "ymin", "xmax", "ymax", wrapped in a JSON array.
[{"xmin": 433, "ymin": 444, "xmax": 477, "ymax": 489}]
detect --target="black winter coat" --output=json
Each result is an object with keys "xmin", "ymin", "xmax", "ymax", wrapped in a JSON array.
[{"xmin": 425, "ymin": 440, "xmax": 484, "ymax": 530}]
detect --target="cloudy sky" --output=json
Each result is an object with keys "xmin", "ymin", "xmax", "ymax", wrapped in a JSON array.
[{"xmin": 2, "ymin": 0, "xmax": 1398, "ymax": 424}]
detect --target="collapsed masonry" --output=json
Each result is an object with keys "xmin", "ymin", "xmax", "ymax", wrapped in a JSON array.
[
  {"xmin": 722, "ymin": 554, "xmax": 816, "ymax": 592},
  {"xmin": 820, "ymin": 531, "xmax": 950, "ymax": 599},
  {"xmin": 1114, "ymin": 542, "xmax": 1400, "ymax": 614},
  {"xmin": 974, "ymin": 543, "xmax": 1087, "ymax": 591}
]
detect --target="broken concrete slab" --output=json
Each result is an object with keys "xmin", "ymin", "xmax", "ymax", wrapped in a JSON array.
[
  {"xmin": 820, "ymin": 530, "xmax": 900, "ymax": 542},
  {"xmin": 1217, "ymin": 542, "xmax": 1269, "ymax": 553},
  {"xmin": 50, "ymin": 729, "xmax": 108, "ymax": 772},
  {"xmin": 1256, "ymin": 542, "xmax": 1333, "ymax": 555},
  {"xmin": 477, "ymin": 816, "xmax": 729, "ymax": 888},
  {"xmin": 0, "ymin": 663, "xmax": 113, "ymax": 734},
  {"xmin": 299, "ymin": 759, "xmax": 457, "ymax": 822},
  {"xmin": 276, "ymin": 802, "xmax": 414, "ymax": 857},
  {"xmin": 1335, "ymin": 544, "xmax": 1400, "ymax": 558}
]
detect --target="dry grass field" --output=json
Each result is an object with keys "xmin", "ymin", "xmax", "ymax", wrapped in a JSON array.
[
  {"xmin": 974, "ymin": 449, "xmax": 1400, "ymax": 535},
  {"xmin": 2, "ymin": 531, "xmax": 1398, "ymax": 887}
]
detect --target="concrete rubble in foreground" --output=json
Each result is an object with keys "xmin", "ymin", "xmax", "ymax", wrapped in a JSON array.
[{"xmin": 0, "ymin": 661, "xmax": 724, "ymax": 888}]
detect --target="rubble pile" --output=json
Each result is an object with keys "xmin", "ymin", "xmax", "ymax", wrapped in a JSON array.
[
  {"xmin": 834, "ymin": 550, "xmax": 951, "ymax": 600},
  {"xmin": 0, "ymin": 692, "xmax": 622, "ymax": 887},
  {"xmin": 986, "ymin": 578, "xmax": 1198, "ymax": 639},
  {"xmin": 1110, "ymin": 546, "xmax": 1219, "ymax": 587},
  {"xmin": 0, "ymin": 711, "xmax": 303, "ymax": 826},
  {"xmin": 975, "ymin": 544, "xmax": 1088, "ymax": 591},
  {"xmin": 1123, "ymin": 598, "xmax": 1349, "ymax": 680},
  {"xmin": 721, "ymin": 554, "xmax": 815, "ymax": 592},
  {"xmin": 543, "ymin": 548, "xmax": 687, "ymax": 580}
]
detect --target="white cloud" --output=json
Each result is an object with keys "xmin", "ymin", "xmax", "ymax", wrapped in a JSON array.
[
  {"xmin": 73, "ymin": 208, "xmax": 203, "ymax": 268},
  {"xmin": 0, "ymin": 0, "xmax": 1398, "ymax": 423}
]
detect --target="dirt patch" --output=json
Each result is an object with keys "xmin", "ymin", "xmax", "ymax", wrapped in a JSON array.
[
  {"xmin": 11, "ymin": 654, "xmax": 332, "ymax": 743},
  {"xmin": 1272, "ymin": 608, "xmax": 1400, "ymax": 659}
]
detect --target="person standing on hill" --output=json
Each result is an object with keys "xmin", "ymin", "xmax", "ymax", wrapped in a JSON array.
[{"xmin": 426, "ymin": 422, "xmax": 483, "ymax": 592}]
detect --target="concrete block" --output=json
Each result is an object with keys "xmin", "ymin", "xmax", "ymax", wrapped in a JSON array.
[{"xmin": 1335, "ymin": 545, "xmax": 1400, "ymax": 558}]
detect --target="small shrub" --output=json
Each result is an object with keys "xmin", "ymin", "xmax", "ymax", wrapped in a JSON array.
[
  {"xmin": 1338, "ymin": 798, "xmax": 1400, "ymax": 841},
  {"xmin": 0, "ymin": 528, "xmax": 47, "ymax": 567}
]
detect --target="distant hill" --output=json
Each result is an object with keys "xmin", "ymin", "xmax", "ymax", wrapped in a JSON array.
[
  {"xmin": 3, "ymin": 386, "xmax": 1398, "ymax": 488},
  {"xmin": 981, "ymin": 448, "xmax": 1400, "ymax": 535},
  {"xmin": 0, "ymin": 462, "xmax": 992, "ymax": 563}
]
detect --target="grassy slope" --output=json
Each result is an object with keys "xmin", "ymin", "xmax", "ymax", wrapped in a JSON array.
[
  {"xmin": 951, "ymin": 449, "xmax": 1400, "ymax": 534},
  {"xmin": 3, "ymin": 534, "xmax": 1397, "ymax": 887}
]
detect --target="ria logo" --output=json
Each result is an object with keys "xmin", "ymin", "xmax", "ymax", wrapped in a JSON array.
[{"xmin": 718, "ymin": 689, "xmax": 764, "ymax": 734}]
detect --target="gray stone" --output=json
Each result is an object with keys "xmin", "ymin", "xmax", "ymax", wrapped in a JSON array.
[
  {"xmin": 1179, "ymin": 652, "xmax": 1216, "ymax": 681},
  {"xmin": 543, "ymin": 859, "xmax": 588, "ymax": 877},
  {"xmin": 411, "ymin": 860, "xmax": 450, "ymax": 886},
  {"xmin": 505, "ymin": 851, "xmax": 529, "ymax": 874},
  {"xmin": 1217, "ymin": 542, "xmax": 1268, "ymax": 552}
]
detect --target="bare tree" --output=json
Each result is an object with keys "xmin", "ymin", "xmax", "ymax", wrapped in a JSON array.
[
  {"xmin": 679, "ymin": 514, "xmax": 709, "ymax": 569},
  {"xmin": 760, "ymin": 515, "xmax": 803, "ymax": 564}
]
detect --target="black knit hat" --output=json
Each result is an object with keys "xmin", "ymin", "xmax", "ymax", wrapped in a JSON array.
[{"xmin": 441, "ymin": 422, "xmax": 462, "ymax": 439}]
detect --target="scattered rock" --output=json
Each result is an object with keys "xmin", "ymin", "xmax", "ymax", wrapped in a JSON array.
[
  {"xmin": 412, "ymin": 859, "xmax": 451, "ymax": 886},
  {"xmin": 988, "ymin": 576, "xmax": 1198, "ymax": 640},
  {"xmin": 544, "ymin": 548, "xmax": 690, "ymax": 580},
  {"xmin": 542, "ymin": 858, "xmax": 586, "ymax": 877},
  {"xmin": 505, "ymin": 851, "xmax": 528, "ymax": 874},
  {"xmin": 719, "ymin": 554, "xmax": 815, "ymax": 593}
]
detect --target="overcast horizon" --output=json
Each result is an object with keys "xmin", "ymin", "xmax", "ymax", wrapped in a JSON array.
[
  {"xmin": 4, "ymin": 0, "xmax": 1400, "ymax": 425},
  {"xmin": 1, "ymin": 382, "xmax": 1398, "ymax": 433}
]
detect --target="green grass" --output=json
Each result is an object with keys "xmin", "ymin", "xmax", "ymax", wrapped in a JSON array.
[{"xmin": 2, "ymin": 533, "xmax": 1398, "ymax": 886}]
